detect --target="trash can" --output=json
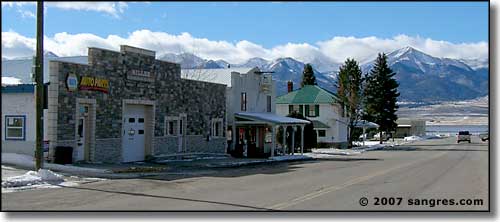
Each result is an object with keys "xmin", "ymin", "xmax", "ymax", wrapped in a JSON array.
[{"xmin": 54, "ymin": 146, "xmax": 73, "ymax": 164}]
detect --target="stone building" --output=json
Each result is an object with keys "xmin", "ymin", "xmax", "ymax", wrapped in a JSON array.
[{"xmin": 46, "ymin": 45, "xmax": 226, "ymax": 163}]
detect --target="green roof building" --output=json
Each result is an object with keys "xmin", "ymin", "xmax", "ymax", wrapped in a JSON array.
[{"xmin": 276, "ymin": 83, "xmax": 348, "ymax": 148}]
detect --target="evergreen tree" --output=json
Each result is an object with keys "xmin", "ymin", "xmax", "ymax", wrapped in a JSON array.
[
  {"xmin": 363, "ymin": 53, "xmax": 400, "ymax": 144},
  {"xmin": 301, "ymin": 64, "xmax": 317, "ymax": 87},
  {"xmin": 336, "ymin": 58, "xmax": 363, "ymax": 148}
]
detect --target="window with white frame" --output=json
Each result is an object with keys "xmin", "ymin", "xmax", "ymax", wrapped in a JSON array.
[
  {"xmin": 165, "ymin": 116, "xmax": 179, "ymax": 136},
  {"xmin": 5, "ymin": 115, "xmax": 26, "ymax": 140},
  {"xmin": 211, "ymin": 118, "xmax": 223, "ymax": 137}
]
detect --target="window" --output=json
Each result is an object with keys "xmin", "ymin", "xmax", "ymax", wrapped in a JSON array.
[
  {"xmin": 289, "ymin": 105, "xmax": 301, "ymax": 114},
  {"xmin": 138, "ymin": 118, "xmax": 144, "ymax": 123},
  {"xmin": 306, "ymin": 105, "xmax": 320, "ymax": 117},
  {"xmin": 5, "ymin": 116, "xmax": 25, "ymax": 140},
  {"xmin": 241, "ymin": 92, "xmax": 247, "ymax": 111},
  {"xmin": 309, "ymin": 105, "xmax": 315, "ymax": 117},
  {"xmin": 267, "ymin": 95, "xmax": 272, "ymax": 112},
  {"xmin": 165, "ymin": 116, "xmax": 179, "ymax": 136},
  {"xmin": 211, "ymin": 118, "xmax": 223, "ymax": 137},
  {"xmin": 265, "ymin": 128, "xmax": 272, "ymax": 143},
  {"xmin": 318, "ymin": 130, "xmax": 326, "ymax": 137},
  {"xmin": 128, "ymin": 118, "xmax": 135, "ymax": 123},
  {"xmin": 167, "ymin": 120, "xmax": 177, "ymax": 135}
]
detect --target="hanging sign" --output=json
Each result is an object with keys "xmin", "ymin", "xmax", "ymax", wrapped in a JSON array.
[
  {"xmin": 66, "ymin": 73, "xmax": 79, "ymax": 92},
  {"xmin": 79, "ymin": 76, "xmax": 110, "ymax": 93}
]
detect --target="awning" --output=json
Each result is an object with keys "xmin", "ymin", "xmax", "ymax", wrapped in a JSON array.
[
  {"xmin": 312, "ymin": 120, "xmax": 330, "ymax": 129},
  {"xmin": 235, "ymin": 112, "xmax": 310, "ymax": 125}
]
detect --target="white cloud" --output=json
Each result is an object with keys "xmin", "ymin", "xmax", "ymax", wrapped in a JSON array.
[
  {"xmin": 1, "ymin": 31, "xmax": 36, "ymax": 59},
  {"xmin": 1, "ymin": 30, "xmax": 488, "ymax": 65},
  {"xmin": 2, "ymin": 1, "xmax": 128, "ymax": 17},
  {"xmin": 317, "ymin": 35, "xmax": 488, "ymax": 63},
  {"xmin": 17, "ymin": 9, "xmax": 36, "ymax": 19}
]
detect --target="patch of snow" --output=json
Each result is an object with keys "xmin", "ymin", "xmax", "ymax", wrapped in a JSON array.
[
  {"xmin": 2, "ymin": 153, "xmax": 111, "ymax": 175},
  {"xmin": 404, "ymin": 136, "xmax": 423, "ymax": 141},
  {"xmin": 2, "ymin": 169, "xmax": 64, "ymax": 188},
  {"xmin": 311, "ymin": 148, "xmax": 361, "ymax": 156}
]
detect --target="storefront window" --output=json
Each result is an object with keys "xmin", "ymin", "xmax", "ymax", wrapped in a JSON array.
[{"xmin": 5, "ymin": 116, "xmax": 25, "ymax": 140}]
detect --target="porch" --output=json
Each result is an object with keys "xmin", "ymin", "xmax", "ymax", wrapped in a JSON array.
[{"xmin": 228, "ymin": 112, "xmax": 310, "ymax": 158}]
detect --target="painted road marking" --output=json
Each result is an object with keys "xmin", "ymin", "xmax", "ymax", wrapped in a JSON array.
[{"xmin": 268, "ymin": 151, "xmax": 448, "ymax": 210}]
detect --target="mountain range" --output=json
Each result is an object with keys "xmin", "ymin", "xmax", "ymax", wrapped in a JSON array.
[{"xmin": 2, "ymin": 47, "xmax": 488, "ymax": 103}]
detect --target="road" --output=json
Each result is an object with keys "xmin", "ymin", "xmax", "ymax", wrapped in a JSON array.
[{"xmin": 2, "ymin": 136, "xmax": 489, "ymax": 211}]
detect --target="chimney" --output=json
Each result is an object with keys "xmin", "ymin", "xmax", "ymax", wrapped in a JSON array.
[{"xmin": 287, "ymin": 81, "xmax": 293, "ymax": 93}]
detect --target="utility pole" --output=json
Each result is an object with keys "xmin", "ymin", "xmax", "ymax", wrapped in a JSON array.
[{"xmin": 35, "ymin": 1, "xmax": 44, "ymax": 170}]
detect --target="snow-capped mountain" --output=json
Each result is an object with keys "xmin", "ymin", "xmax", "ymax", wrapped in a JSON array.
[
  {"xmin": 159, "ymin": 53, "xmax": 207, "ymax": 68},
  {"xmin": 234, "ymin": 57, "xmax": 269, "ymax": 69},
  {"xmin": 362, "ymin": 46, "xmax": 488, "ymax": 102},
  {"xmin": 459, "ymin": 58, "xmax": 489, "ymax": 70}
]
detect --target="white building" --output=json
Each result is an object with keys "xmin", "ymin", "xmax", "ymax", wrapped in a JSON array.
[
  {"xmin": 1, "ymin": 84, "xmax": 49, "ymax": 156},
  {"xmin": 182, "ymin": 67, "xmax": 309, "ymax": 157},
  {"xmin": 276, "ymin": 82, "xmax": 349, "ymax": 148}
]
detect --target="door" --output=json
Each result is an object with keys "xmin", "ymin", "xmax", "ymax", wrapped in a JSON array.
[
  {"xmin": 75, "ymin": 117, "xmax": 86, "ymax": 161},
  {"xmin": 122, "ymin": 105, "xmax": 146, "ymax": 162}
]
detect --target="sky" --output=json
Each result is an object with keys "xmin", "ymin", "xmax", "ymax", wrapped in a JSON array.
[{"xmin": 1, "ymin": 1, "xmax": 489, "ymax": 64}]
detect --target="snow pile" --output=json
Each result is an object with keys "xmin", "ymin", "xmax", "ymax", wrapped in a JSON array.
[
  {"xmin": 2, "ymin": 169, "xmax": 64, "ymax": 188},
  {"xmin": 2, "ymin": 153, "xmax": 111, "ymax": 175},
  {"xmin": 404, "ymin": 136, "xmax": 423, "ymax": 142},
  {"xmin": 311, "ymin": 148, "xmax": 362, "ymax": 156}
]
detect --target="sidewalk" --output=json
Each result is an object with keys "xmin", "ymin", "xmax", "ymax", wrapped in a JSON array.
[{"xmin": 1, "ymin": 152, "xmax": 314, "ymax": 179}]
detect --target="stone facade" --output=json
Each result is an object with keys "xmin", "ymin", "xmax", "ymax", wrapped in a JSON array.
[{"xmin": 48, "ymin": 45, "xmax": 226, "ymax": 163}]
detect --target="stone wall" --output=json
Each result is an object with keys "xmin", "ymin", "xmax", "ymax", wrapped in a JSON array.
[
  {"xmin": 185, "ymin": 135, "xmax": 226, "ymax": 153},
  {"xmin": 94, "ymin": 138, "xmax": 122, "ymax": 163},
  {"xmin": 153, "ymin": 136, "xmax": 179, "ymax": 155}
]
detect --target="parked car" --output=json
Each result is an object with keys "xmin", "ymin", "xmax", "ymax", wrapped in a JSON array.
[
  {"xmin": 479, "ymin": 132, "xmax": 489, "ymax": 141},
  {"xmin": 457, "ymin": 131, "xmax": 471, "ymax": 143}
]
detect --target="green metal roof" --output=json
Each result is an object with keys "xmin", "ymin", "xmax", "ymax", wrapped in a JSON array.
[
  {"xmin": 311, "ymin": 120, "xmax": 330, "ymax": 129},
  {"xmin": 276, "ymin": 85, "xmax": 340, "ymax": 104}
]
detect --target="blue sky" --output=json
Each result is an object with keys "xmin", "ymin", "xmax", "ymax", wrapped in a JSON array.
[{"xmin": 1, "ymin": 2, "xmax": 489, "ymax": 63}]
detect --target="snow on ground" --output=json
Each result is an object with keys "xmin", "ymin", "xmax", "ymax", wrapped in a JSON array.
[
  {"xmin": 404, "ymin": 135, "xmax": 423, "ymax": 141},
  {"xmin": 2, "ymin": 169, "xmax": 64, "ymax": 188},
  {"xmin": 1, "ymin": 153, "xmax": 111, "ymax": 175}
]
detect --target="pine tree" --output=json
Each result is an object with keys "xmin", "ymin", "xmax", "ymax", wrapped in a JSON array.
[
  {"xmin": 363, "ymin": 53, "xmax": 400, "ymax": 144},
  {"xmin": 336, "ymin": 58, "xmax": 363, "ymax": 148},
  {"xmin": 301, "ymin": 64, "xmax": 317, "ymax": 87}
]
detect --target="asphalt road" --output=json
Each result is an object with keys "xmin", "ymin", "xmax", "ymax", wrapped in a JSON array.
[{"xmin": 1, "ymin": 136, "xmax": 489, "ymax": 211}]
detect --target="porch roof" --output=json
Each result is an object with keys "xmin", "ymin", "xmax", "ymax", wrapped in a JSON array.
[
  {"xmin": 235, "ymin": 112, "xmax": 310, "ymax": 125},
  {"xmin": 311, "ymin": 120, "xmax": 330, "ymax": 129}
]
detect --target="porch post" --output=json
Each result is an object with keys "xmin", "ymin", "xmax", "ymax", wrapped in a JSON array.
[
  {"xmin": 300, "ymin": 125, "xmax": 304, "ymax": 155},
  {"xmin": 291, "ymin": 125, "xmax": 295, "ymax": 155},
  {"xmin": 282, "ymin": 125, "xmax": 286, "ymax": 155},
  {"xmin": 232, "ymin": 122, "xmax": 236, "ymax": 150},
  {"xmin": 271, "ymin": 124, "xmax": 276, "ymax": 157}
]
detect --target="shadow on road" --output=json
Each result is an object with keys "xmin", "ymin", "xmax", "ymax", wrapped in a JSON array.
[{"xmin": 54, "ymin": 184, "xmax": 273, "ymax": 211}]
